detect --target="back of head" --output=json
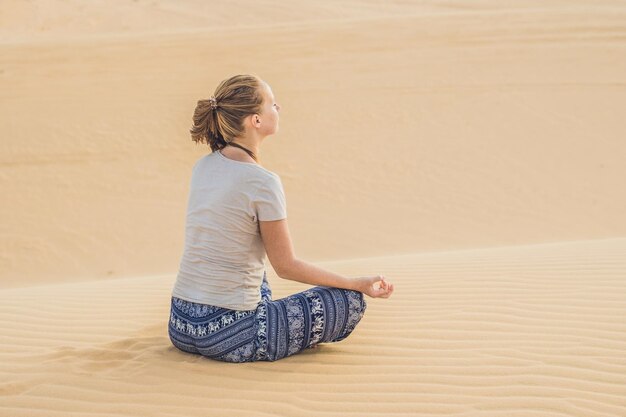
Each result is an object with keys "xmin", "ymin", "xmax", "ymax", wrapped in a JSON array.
[{"xmin": 190, "ymin": 74, "xmax": 264, "ymax": 152}]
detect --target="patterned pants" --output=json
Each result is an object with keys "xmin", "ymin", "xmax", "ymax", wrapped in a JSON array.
[{"xmin": 168, "ymin": 271, "xmax": 367, "ymax": 362}]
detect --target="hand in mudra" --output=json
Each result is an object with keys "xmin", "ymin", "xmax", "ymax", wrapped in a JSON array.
[{"xmin": 357, "ymin": 275, "xmax": 394, "ymax": 298}]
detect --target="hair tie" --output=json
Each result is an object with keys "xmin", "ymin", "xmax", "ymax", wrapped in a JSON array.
[{"xmin": 208, "ymin": 96, "xmax": 218, "ymax": 111}]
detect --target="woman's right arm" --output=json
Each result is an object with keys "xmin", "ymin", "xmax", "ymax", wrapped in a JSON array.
[{"xmin": 259, "ymin": 219, "xmax": 393, "ymax": 298}]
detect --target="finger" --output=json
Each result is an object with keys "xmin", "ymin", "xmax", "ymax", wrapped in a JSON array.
[{"xmin": 380, "ymin": 285, "xmax": 392, "ymax": 297}]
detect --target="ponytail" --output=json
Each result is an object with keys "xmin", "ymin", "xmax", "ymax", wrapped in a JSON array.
[{"xmin": 189, "ymin": 74, "xmax": 264, "ymax": 152}]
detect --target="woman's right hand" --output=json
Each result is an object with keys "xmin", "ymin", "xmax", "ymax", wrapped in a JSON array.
[{"xmin": 355, "ymin": 275, "xmax": 394, "ymax": 298}]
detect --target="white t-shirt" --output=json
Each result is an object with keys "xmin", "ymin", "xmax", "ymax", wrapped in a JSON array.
[{"xmin": 171, "ymin": 149, "xmax": 287, "ymax": 310}]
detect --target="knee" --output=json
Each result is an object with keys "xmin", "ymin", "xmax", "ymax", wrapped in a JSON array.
[
  {"xmin": 334, "ymin": 288, "xmax": 366, "ymax": 321},
  {"xmin": 349, "ymin": 290, "xmax": 367, "ymax": 318},
  {"xmin": 330, "ymin": 290, "xmax": 366, "ymax": 342},
  {"xmin": 308, "ymin": 287, "xmax": 368, "ymax": 343},
  {"xmin": 358, "ymin": 291, "xmax": 367, "ymax": 312},
  {"xmin": 348, "ymin": 290, "xmax": 367, "ymax": 335}
]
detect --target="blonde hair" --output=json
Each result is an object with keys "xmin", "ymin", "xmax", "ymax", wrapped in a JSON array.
[{"xmin": 190, "ymin": 74, "xmax": 265, "ymax": 152}]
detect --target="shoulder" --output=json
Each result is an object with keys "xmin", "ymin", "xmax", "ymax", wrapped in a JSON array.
[
  {"xmin": 254, "ymin": 171, "xmax": 283, "ymax": 193},
  {"xmin": 191, "ymin": 154, "xmax": 212, "ymax": 172},
  {"xmin": 263, "ymin": 171, "xmax": 283, "ymax": 187}
]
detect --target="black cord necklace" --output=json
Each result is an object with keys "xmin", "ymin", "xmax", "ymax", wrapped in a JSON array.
[{"xmin": 226, "ymin": 141, "xmax": 258, "ymax": 163}]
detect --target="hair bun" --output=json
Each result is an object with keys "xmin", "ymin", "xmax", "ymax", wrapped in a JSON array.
[{"xmin": 190, "ymin": 75, "xmax": 263, "ymax": 152}]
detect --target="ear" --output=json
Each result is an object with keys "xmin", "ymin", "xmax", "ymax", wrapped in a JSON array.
[{"xmin": 251, "ymin": 113, "xmax": 262, "ymax": 128}]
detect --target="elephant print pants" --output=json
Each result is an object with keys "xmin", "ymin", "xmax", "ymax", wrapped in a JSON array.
[{"xmin": 168, "ymin": 271, "xmax": 367, "ymax": 362}]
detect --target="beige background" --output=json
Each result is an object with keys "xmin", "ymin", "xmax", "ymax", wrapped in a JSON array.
[{"xmin": 1, "ymin": 1, "xmax": 625, "ymax": 416}]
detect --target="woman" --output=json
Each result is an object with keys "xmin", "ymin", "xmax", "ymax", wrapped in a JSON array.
[{"xmin": 168, "ymin": 74, "xmax": 394, "ymax": 363}]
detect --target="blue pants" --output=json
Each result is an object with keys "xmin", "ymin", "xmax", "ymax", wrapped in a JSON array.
[{"xmin": 168, "ymin": 271, "xmax": 367, "ymax": 362}]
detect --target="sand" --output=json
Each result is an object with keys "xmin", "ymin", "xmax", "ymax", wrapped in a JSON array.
[{"xmin": 1, "ymin": 1, "xmax": 626, "ymax": 416}]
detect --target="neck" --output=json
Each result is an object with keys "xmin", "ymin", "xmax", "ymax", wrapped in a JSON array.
[
  {"xmin": 227, "ymin": 135, "xmax": 262, "ymax": 161},
  {"xmin": 226, "ymin": 139, "xmax": 260, "ymax": 162}
]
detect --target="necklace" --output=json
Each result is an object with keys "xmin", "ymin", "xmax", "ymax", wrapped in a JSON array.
[{"xmin": 225, "ymin": 141, "xmax": 258, "ymax": 163}]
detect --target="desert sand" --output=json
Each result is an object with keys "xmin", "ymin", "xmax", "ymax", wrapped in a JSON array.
[{"xmin": 1, "ymin": 1, "xmax": 626, "ymax": 416}]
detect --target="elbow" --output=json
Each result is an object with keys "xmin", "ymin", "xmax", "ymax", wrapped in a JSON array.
[{"xmin": 275, "ymin": 258, "xmax": 298, "ymax": 280}]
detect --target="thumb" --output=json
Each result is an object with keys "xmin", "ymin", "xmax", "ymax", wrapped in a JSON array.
[
  {"xmin": 372, "ymin": 274, "xmax": 386, "ymax": 289},
  {"xmin": 370, "ymin": 280, "xmax": 388, "ymax": 297}
]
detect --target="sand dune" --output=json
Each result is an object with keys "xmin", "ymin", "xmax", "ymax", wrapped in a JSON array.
[
  {"xmin": 3, "ymin": 0, "xmax": 620, "ymax": 43},
  {"xmin": 1, "ymin": 0, "xmax": 626, "ymax": 415},
  {"xmin": 1, "ymin": 2, "xmax": 625, "ymax": 287},
  {"xmin": 1, "ymin": 238, "xmax": 626, "ymax": 416}
]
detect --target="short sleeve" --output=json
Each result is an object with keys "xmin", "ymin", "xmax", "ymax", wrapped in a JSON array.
[{"xmin": 253, "ymin": 175, "xmax": 287, "ymax": 221}]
